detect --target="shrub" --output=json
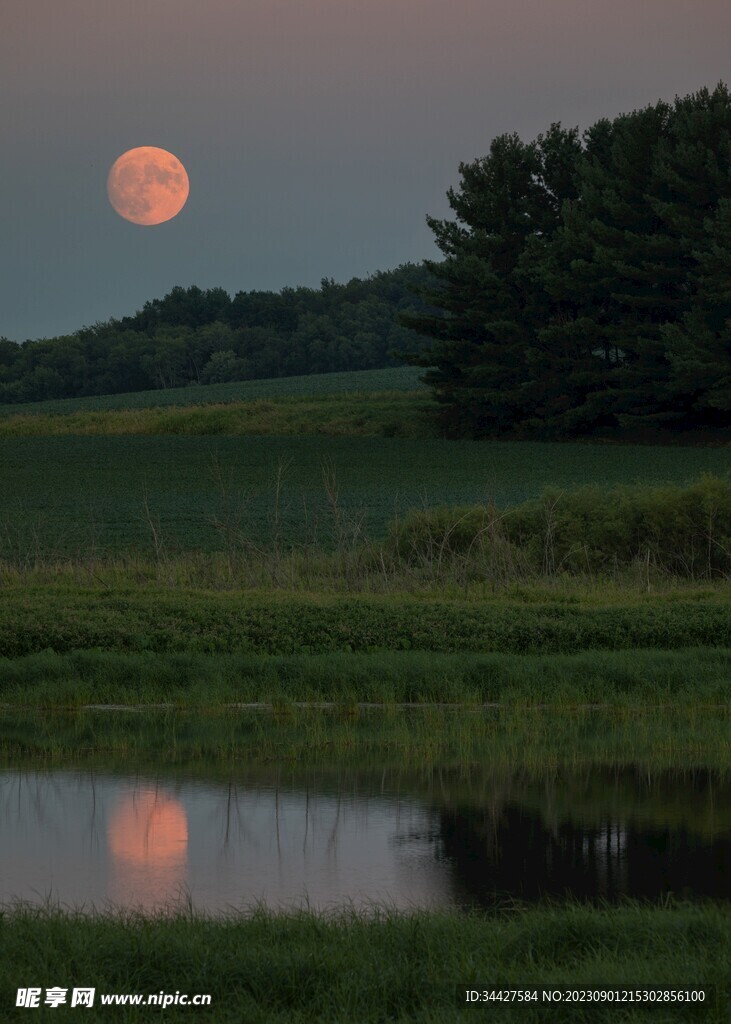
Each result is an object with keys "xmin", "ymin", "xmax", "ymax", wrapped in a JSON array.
[{"xmin": 387, "ymin": 476, "xmax": 731, "ymax": 579}]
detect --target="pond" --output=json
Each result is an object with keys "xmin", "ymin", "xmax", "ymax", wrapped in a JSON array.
[{"xmin": 1, "ymin": 763, "xmax": 728, "ymax": 913}]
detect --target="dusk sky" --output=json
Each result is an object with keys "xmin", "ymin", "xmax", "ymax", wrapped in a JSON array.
[{"xmin": 2, "ymin": 0, "xmax": 729, "ymax": 342}]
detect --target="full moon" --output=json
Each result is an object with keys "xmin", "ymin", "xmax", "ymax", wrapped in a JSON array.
[{"xmin": 107, "ymin": 146, "xmax": 190, "ymax": 226}]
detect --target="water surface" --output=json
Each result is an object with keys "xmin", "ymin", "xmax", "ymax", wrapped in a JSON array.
[{"xmin": 1, "ymin": 766, "xmax": 728, "ymax": 914}]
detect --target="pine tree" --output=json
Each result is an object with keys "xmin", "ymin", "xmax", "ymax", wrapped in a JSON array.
[
  {"xmin": 528, "ymin": 84, "xmax": 731, "ymax": 433},
  {"xmin": 400, "ymin": 126, "xmax": 582, "ymax": 436},
  {"xmin": 662, "ymin": 197, "xmax": 731, "ymax": 425},
  {"xmin": 616, "ymin": 84, "xmax": 731, "ymax": 428},
  {"xmin": 524, "ymin": 102, "xmax": 675, "ymax": 433}
]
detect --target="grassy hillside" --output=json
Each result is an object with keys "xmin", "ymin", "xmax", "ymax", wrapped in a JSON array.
[
  {"xmin": 0, "ymin": 390, "xmax": 434, "ymax": 438},
  {"xmin": 0, "ymin": 366, "xmax": 428, "ymax": 418}
]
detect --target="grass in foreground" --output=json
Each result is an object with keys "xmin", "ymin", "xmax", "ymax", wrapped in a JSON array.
[{"xmin": 1, "ymin": 902, "xmax": 728, "ymax": 1022}]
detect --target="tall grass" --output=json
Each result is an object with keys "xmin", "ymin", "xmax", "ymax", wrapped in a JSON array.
[
  {"xmin": 2, "ymin": 705, "xmax": 731, "ymax": 772},
  {"xmin": 386, "ymin": 475, "xmax": 731, "ymax": 581},
  {"xmin": 1, "ymin": 902, "xmax": 728, "ymax": 1022},
  {"xmin": 1, "ymin": 648, "xmax": 730, "ymax": 708}
]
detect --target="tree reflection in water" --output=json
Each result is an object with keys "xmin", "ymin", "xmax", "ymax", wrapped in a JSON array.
[{"xmin": 434, "ymin": 769, "xmax": 731, "ymax": 909}]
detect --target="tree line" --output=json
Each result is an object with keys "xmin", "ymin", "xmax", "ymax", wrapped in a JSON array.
[
  {"xmin": 401, "ymin": 83, "xmax": 731, "ymax": 436},
  {"xmin": 0, "ymin": 265, "xmax": 436, "ymax": 403}
]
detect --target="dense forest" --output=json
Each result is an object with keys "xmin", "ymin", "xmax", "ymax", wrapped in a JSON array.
[
  {"xmin": 2, "ymin": 83, "xmax": 730, "ymax": 438},
  {"xmin": 401, "ymin": 83, "xmax": 731, "ymax": 436},
  {"xmin": 0, "ymin": 264, "xmax": 436, "ymax": 403}
]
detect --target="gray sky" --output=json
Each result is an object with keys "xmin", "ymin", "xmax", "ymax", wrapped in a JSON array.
[{"xmin": 1, "ymin": 0, "xmax": 729, "ymax": 341}]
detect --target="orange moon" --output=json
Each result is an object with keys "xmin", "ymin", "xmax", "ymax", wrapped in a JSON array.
[
  {"xmin": 107, "ymin": 146, "xmax": 189, "ymax": 226},
  {"xmin": 108, "ymin": 791, "xmax": 188, "ymax": 867}
]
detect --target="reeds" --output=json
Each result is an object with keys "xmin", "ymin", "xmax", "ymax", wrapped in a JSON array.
[
  {"xmin": 2, "ymin": 703, "xmax": 731, "ymax": 771},
  {"xmin": 1, "ymin": 648, "xmax": 731, "ymax": 710}
]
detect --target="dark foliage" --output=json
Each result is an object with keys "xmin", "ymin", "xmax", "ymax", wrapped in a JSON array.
[
  {"xmin": 401, "ymin": 83, "xmax": 731, "ymax": 437},
  {"xmin": 0, "ymin": 265, "xmax": 437, "ymax": 404}
]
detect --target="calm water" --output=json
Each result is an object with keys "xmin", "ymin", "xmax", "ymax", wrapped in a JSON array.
[{"xmin": 1, "ymin": 766, "xmax": 728, "ymax": 914}]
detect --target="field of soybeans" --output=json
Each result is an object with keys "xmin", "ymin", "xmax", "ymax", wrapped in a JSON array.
[{"xmin": 1, "ymin": 433, "xmax": 730, "ymax": 557}]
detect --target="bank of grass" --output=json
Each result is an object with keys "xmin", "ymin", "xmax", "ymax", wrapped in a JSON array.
[
  {"xmin": 4, "ymin": 552, "xmax": 728, "ymax": 595},
  {"xmin": 0, "ymin": 390, "xmax": 436, "ymax": 438},
  {"xmin": 2, "ymin": 705, "xmax": 730, "ymax": 773},
  {"xmin": 1, "ymin": 902, "xmax": 728, "ymax": 1022},
  {"xmin": 1, "ymin": 647, "xmax": 730, "ymax": 709},
  {"xmin": 1, "ymin": 586, "xmax": 730, "ymax": 661},
  {"xmin": 1, "ymin": 476, "xmax": 729, "ymax": 710}
]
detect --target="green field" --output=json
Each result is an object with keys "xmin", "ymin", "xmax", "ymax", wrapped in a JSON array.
[
  {"xmin": 0, "ymin": 366, "xmax": 428, "ymax": 418},
  {"xmin": 2, "ymin": 436, "xmax": 729, "ymax": 557}
]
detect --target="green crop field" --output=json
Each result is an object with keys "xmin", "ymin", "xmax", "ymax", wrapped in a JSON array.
[
  {"xmin": 1, "ymin": 435, "xmax": 729, "ymax": 556},
  {"xmin": 0, "ymin": 366, "xmax": 428, "ymax": 418}
]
